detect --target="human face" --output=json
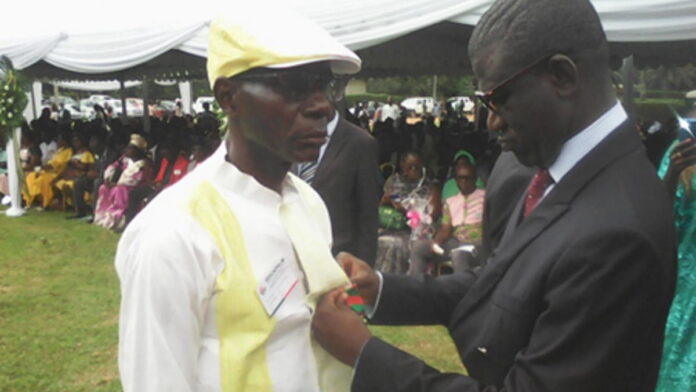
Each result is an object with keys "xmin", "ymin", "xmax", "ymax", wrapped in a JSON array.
[
  {"xmin": 454, "ymin": 165, "xmax": 477, "ymax": 195},
  {"xmin": 474, "ymin": 52, "xmax": 567, "ymax": 168},
  {"xmin": 225, "ymin": 62, "xmax": 334, "ymax": 163},
  {"xmin": 71, "ymin": 135, "xmax": 83, "ymax": 150},
  {"xmin": 400, "ymin": 155, "xmax": 423, "ymax": 182}
]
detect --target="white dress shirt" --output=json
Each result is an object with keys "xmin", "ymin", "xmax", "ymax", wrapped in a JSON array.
[{"xmin": 116, "ymin": 142, "xmax": 330, "ymax": 392}]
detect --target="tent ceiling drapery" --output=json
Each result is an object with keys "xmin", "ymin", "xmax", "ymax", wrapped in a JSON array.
[{"xmin": 1, "ymin": 0, "xmax": 696, "ymax": 82}]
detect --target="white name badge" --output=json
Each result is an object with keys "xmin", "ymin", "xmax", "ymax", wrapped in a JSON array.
[{"xmin": 257, "ymin": 258, "xmax": 299, "ymax": 317}]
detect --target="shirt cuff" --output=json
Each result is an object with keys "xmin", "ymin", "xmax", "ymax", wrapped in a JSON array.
[{"xmin": 364, "ymin": 271, "xmax": 384, "ymax": 319}]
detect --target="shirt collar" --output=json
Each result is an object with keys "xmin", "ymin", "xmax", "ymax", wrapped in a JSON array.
[
  {"xmin": 548, "ymin": 101, "xmax": 627, "ymax": 184},
  {"xmin": 207, "ymin": 140, "xmax": 300, "ymax": 205},
  {"xmin": 327, "ymin": 110, "xmax": 339, "ymax": 138}
]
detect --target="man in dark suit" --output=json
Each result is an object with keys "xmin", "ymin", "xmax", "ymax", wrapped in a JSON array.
[
  {"xmin": 311, "ymin": 0, "xmax": 677, "ymax": 391},
  {"xmin": 295, "ymin": 108, "xmax": 381, "ymax": 265}
]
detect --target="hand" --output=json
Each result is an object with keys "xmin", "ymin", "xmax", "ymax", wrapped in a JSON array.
[
  {"xmin": 668, "ymin": 138, "xmax": 696, "ymax": 176},
  {"xmin": 312, "ymin": 288, "xmax": 373, "ymax": 366},
  {"xmin": 664, "ymin": 138, "xmax": 696, "ymax": 196},
  {"xmin": 337, "ymin": 252, "xmax": 380, "ymax": 305}
]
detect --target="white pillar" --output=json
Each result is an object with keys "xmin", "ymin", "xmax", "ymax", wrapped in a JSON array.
[
  {"xmin": 31, "ymin": 81, "xmax": 42, "ymax": 119},
  {"xmin": 178, "ymin": 81, "xmax": 192, "ymax": 115},
  {"xmin": 5, "ymin": 127, "xmax": 24, "ymax": 217}
]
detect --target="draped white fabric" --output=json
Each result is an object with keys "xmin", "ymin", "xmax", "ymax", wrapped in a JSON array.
[{"xmin": 1, "ymin": 0, "xmax": 695, "ymax": 76}]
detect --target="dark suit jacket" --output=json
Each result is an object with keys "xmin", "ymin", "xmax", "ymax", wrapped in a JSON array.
[
  {"xmin": 312, "ymin": 117, "xmax": 381, "ymax": 265},
  {"xmin": 479, "ymin": 152, "xmax": 535, "ymax": 262},
  {"xmin": 353, "ymin": 121, "xmax": 677, "ymax": 391}
]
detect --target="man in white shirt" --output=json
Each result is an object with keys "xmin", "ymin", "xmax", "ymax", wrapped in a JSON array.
[
  {"xmin": 115, "ymin": 5, "xmax": 362, "ymax": 392},
  {"xmin": 311, "ymin": 0, "xmax": 677, "ymax": 391},
  {"xmin": 378, "ymin": 96, "xmax": 401, "ymax": 122}
]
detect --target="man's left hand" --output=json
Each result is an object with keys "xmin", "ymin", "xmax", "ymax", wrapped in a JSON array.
[{"xmin": 312, "ymin": 288, "xmax": 373, "ymax": 367}]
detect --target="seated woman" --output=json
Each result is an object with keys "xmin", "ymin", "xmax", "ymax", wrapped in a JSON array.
[
  {"xmin": 22, "ymin": 132, "xmax": 73, "ymax": 210},
  {"xmin": 55, "ymin": 132, "xmax": 95, "ymax": 211},
  {"xmin": 409, "ymin": 158, "xmax": 485, "ymax": 276},
  {"xmin": 375, "ymin": 151, "xmax": 440, "ymax": 274},
  {"xmin": 124, "ymin": 140, "xmax": 189, "ymax": 225},
  {"xmin": 94, "ymin": 134, "xmax": 153, "ymax": 231}
]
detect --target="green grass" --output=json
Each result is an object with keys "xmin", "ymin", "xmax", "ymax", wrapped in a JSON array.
[{"xmin": 0, "ymin": 210, "xmax": 464, "ymax": 391}]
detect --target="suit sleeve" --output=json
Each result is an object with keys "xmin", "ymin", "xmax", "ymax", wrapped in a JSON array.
[
  {"xmin": 370, "ymin": 271, "xmax": 477, "ymax": 326},
  {"xmin": 354, "ymin": 134, "xmax": 381, "ymax": 265},
  {"xmin": 353, "ymin": 230, "xmax": 672, "ymax": 392}
]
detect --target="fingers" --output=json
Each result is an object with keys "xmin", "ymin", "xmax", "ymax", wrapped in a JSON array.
[{"xmin": 324, "ymin": 288, "xmax": 349, "ymax": 308}]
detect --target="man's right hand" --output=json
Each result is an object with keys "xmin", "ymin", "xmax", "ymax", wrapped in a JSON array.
[{"xmin": 336, "ymin": 252, "xmax": 380, "ymax": 306}]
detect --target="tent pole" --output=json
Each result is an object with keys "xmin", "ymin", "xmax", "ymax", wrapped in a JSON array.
[
  {"xmin": 621, "ymin": 55, "xmax": 635, "ymax": 119},
  {"xmin": 142, "ymin": 76, "xmax": 151, "ymax": 134},
  {"xmin": 29, "ymin": 80, "xmax": 37, "ymax": 119},
  {"xmin": 432, "ymin": 75, "xmax": 438, "ymax": 99},
  {"xmin": 119, "ymin": 77, "xmax": 127, "ymax": 123}
]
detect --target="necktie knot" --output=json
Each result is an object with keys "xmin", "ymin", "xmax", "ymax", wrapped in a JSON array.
[{"xmin": 523, "ymin": 169, "xmax": 554, "ymax": 218}]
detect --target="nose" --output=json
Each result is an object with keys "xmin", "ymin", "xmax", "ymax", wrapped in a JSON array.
[
  {"xmin": 486, "ymin": 109, "xmax": 506, "ymax": 132},
  {"xmin": 302, "ymin": 88, "xmax": 333, "ymax": 120}
]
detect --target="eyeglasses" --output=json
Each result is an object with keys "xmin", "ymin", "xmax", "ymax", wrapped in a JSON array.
[
  {"xmin": 475, "ymin": 56, "xmax": 550, "ymax": 113},
  {"xmin": 234, "ymin": 69, "xmax": 348, "ymax": 103}
]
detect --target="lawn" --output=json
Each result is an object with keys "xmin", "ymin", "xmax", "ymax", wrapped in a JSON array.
[{"xmin": 0, "ymin": 210, "xmax": 464, "ymax": 391}]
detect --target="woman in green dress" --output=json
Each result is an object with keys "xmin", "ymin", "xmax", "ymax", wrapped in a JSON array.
[{"xmin": 656, "ymin": 135, "xmax": 696, "ymax": 392}]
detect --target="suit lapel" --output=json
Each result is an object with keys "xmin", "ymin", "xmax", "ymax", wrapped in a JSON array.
[
  {"xmin": 452, "ymin": 121, "xmax": 642, "ymax": 318},
  {"xmin": 312, "ymin": 118, "xmax": 348, "ymax": 187}
]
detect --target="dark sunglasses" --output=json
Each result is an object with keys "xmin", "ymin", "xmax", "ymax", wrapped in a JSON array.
[
  {"xmin": 234, "ymin": 69, "xmax": 348, "ymax": 102},
  {"xmin": 475, "ymin": 56, "xmax": 550, "ymax": 113}
]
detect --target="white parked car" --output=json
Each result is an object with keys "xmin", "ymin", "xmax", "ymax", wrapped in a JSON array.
[
  {"xmin": 401, "ymin": 97, "xmax": 435, "ymax": 114},
  {"xmin": 447, "ymin": 96, "xmax": 475, "ymax": 113},
  {"xmin": 126, "ymin": 98, "xmax": 144, "ymax": 117},
  {"xmin": 79, "ymin": 99, "xmax": 96, "ymax": 120},
  {"xmin": 192, "ymin": 96, "xmax": 215, "ymax": 113},
  {"xmin": 88, "ymin": 94, "xmax": 113, "ymax": 108}
]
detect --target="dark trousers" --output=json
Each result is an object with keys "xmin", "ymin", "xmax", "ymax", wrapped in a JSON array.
[
  {"xmin": 72, "ymin": 176, "xmax": 97, "ymax": 216},
  {"xmin": 125, "ymin": 185, "xmax": 154, "ymax": 225}
]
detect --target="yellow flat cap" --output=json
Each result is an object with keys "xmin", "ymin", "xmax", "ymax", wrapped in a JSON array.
[{"xmin": 207, "ymin": 3, "xmax": 362, "ymax": 88}]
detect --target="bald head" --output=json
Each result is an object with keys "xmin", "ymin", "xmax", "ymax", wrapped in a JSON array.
[{"xmin": 469, "ymin": 0, "xmax": 609, "ymax": 84}]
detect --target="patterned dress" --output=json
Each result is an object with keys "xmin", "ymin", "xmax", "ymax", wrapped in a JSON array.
[
  {"xmin": 656, "ymin": 141, "xmax": 696, "ymax": 392},
  {"xmin": 94, "ymin": 156, "xmax": 151, "ymax": 230}
]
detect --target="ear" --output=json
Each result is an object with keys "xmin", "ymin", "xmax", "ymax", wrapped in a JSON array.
[
  {"xmin": 213, "ymin": 77, "xmax": 240, "ymax": 117},
  {"xmin": 546, "ymin": 54, "xmax": 579, "ymax": 97}
]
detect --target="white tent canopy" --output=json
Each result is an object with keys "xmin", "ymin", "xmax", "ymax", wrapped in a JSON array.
[{"xmin": 2, "ymin": 0, "xmax": 696, "ymax": 81}]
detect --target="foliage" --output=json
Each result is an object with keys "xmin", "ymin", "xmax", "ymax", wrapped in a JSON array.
[
  {"xmin": 0, "ymin": 210, "xmax": 465, "ymax": 390},
  {"xmin": 0, "ymin": 56, "xmax": 29, "ymax": 145},
  {"xmin": 346, "ymin": 92, "xmax": 407, "ymax": 106},
  {"xmin": 633, "ymin": 98, "xmax": 691, "ymax": 121},
  {"xmin": 366, "ymin": 75, "xmax": 476, "ymax": 100}
]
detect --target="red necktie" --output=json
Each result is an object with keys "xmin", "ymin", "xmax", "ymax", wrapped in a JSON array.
[{"xmin": 523, "ymin": 169, "xmax": 554, "ymax": 218}]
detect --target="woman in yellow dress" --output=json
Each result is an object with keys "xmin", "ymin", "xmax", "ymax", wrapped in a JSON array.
[
  {"xmin": 55, "ymin": 133, "xmax": 95, "ymax": 210},
  {"xmin": 23, "ymin": 133, "xmax": 73, "ymax": 209}
]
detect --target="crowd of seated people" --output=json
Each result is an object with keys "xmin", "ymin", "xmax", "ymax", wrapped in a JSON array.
[
  {"xmin": 349, "ymin": 100, "xmax": 494, "ymax": 276},
  {"xmin": 13, "ymin": 105, "xmax": 219, "ymax": 232}
]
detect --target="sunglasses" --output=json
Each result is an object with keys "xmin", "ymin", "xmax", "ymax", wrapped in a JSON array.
[
  {"xmin": 475, "ymin": 56, "xmax": 550, "ymax": 113},
  {"xmin": 234, "ymin": 69, "xmax": 348, "ymax": 103}
]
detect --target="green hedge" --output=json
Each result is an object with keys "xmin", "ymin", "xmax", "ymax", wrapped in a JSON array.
[
  {"xmin": 632, "ymin": 98, "xmax": 689, "ymax": 120},
  {"xmin": 640, "ymin": 90, "xmax": 688, "ymax": 99}
]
